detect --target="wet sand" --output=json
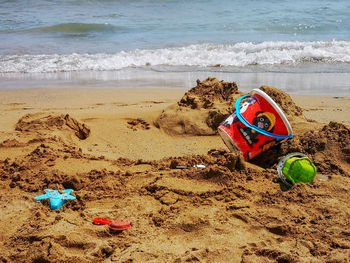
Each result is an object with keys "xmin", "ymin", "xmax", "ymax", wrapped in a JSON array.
[{"xmin": 0, "ymin": 79, "xmax": 349, "ymax": 262}]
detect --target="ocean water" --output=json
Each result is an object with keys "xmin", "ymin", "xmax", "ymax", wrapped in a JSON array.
[{"xmin": 1, "ymin": 0, "xmax": 350, "ymax": 94}]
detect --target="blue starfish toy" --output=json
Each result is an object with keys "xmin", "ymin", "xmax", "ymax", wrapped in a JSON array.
[{"xmin": 35, "ymin": 189, "xmax": 76, "ymax": 210}]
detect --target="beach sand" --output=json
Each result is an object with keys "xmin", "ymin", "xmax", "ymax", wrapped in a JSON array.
[{"xmin": 0, "ymin": 78, "xmax": 349, "ymax": 262}]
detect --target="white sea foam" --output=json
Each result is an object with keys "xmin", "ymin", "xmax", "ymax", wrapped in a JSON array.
[{"xmin": 1, "ymin": 41, "xmax": 350, "ymax": 73}]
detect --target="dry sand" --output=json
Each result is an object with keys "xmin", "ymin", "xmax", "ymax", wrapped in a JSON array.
[{"xmin": 0, "ymin": 78, "xmax": 349, "ymax": 263}]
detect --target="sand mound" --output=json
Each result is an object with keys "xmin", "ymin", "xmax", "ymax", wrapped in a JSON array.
[
  {"xmin": 250, "ymin": 121, "xmax": 350, "ymax": 176},
  {"xmin": 155, "ymin": 78, "xmax": 304, "ymax": 136},
  {"xmin": 16, "ymin": 113, "xmax": 90, "ymax": 140},
  {"xmin": 177, "ymin": 77, "xmax": 239, "ymax": 109},
  {"xmin": 155, "ymin": 77, "xmax": 242, "ymax": 135},
  {"xmin": 260, "ymin": 85, "xmax": 303, "ymax": 120}
]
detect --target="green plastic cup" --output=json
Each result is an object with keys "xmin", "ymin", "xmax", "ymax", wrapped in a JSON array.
[{"xmin": 277, "ymin": 153, "xmax": 317, "ymax": 187}]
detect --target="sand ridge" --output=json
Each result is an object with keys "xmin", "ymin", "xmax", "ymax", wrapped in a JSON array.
[{"xmin": 0, "ymin": 80, "xmax": 350, "ymax": 262}]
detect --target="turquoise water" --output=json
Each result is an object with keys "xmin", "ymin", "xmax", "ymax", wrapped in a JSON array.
[
  {"xmin": 1, "ymin": 0, "xmax": 350, "ymax": 54},
  {"xmin": 0, "ymin": 0, "xmax": 350, "ymax": 95}
]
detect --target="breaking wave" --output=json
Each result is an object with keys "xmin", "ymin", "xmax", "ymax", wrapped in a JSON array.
[{"xmin": 1, "ymin": 41, "xmax": 350, "ymax": 73}]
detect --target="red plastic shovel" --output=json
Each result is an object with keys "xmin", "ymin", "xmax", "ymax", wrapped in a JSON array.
[
  {"xmin": 93, "ymin": 217, "xmax": 112, "ymax": 225},
  {"xmin": 109, "ymin": 220, "xmax": 132, "ymax": 231},
  {"xmin": 93, "ymin": 217, "xmax": 131, "ymax": 232}
]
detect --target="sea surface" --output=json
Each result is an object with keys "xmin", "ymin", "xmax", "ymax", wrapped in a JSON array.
[{"xmin": 1, "ymin": 0, "xmax": 350, "ymax": 95}]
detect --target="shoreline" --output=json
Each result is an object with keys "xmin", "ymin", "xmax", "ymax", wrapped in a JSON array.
[{"xmin": 1, "ymin": 69, "xmax": 350, "ymax": 96}]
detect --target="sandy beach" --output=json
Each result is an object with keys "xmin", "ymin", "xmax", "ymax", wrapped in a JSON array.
[{"xmin": 0, "ymin": 78, "xmax": 350, "ymax": 262}]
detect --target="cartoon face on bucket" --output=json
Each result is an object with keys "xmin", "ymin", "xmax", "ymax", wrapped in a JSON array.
[
  {"xmin": 218, "ymin": 89, "xmax": 293, "ymax": 161},
  {"xmin": 254, "ymin": 112, "xmax": 276, "ymax": 131},
  {"xmin": 239, "ymin": 110, "xmax": 276, "ymax": 146}
]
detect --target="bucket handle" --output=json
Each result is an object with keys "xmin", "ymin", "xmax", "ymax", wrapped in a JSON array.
[{"xmin": 235, "ymin": 95, "xmax": 294, "ymax": 140}]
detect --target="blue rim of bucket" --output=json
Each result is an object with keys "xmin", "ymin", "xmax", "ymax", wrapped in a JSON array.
[{"xmin": 235, "ymin": 95, "xmax": 294, "ymax": 140}]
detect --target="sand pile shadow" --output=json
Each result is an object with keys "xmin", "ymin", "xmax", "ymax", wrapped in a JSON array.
[{"xmin": 15, "ymin": 113, "xmax": 90, "ymax": 140}]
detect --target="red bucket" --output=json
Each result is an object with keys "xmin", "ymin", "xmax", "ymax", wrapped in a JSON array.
[{"xmin": 218, "ymin": 89, "xmax": 293, "ymax": 161}]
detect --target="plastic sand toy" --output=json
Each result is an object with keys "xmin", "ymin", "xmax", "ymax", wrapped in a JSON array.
[
  {"xmin": 35, "ymin": 189, "xmax": 76, "ymax": 210},
  {"xmin": 277, "ymin": 153, "xmax": 317, "ymax": 187},
  {"xmin": 93, "ymin": 217, "xmax": 132, "ymax": 232},
  {"xmin": 218, "ymin": 89, "xmax": 293, "ymax": 161}
]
